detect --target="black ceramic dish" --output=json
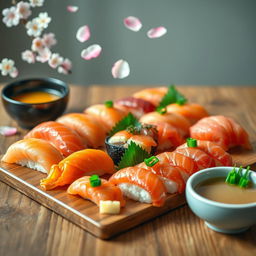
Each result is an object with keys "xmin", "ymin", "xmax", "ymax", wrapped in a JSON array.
[{"xmin": 1, "ymin": 78, "xmax": 69, "ymax": 129}]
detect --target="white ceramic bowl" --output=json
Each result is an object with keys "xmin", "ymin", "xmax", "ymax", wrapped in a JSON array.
[{"xmin": 186, "ymin": 167, "xmax": 256, "ymax": 234}]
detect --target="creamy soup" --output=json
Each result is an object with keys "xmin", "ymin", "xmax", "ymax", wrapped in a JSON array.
[
  {"xmin": 195, "ymin": 177, "xmax": 256, "ymax": 204},
  {"xmin": 13, "ymin": 91, "xmax": 60, "ymax": 104}
]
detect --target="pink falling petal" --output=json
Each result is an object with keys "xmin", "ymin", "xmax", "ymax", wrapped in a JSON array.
[
  {"xmin": 112, "ymin": 59, "xmax": 130, "ymax": 79},
  {"xmin": 81, "ymin": 44, "xmax": 102, "ymax": 60},
  {"xmin": 0, "ymin": 126, "xmax": 17, "ymax": 136},
  {"xmin": 147, "ymin": 26, "xmax": 167, "ymax": 38},
  {"xmin": 67, "ymin": 6, "xmax": 79, "ymax": 13},
  {"xmin": 76, "ymin": 25, "xmax": 90, "ymax": 43},
  {"xmin": 123, "ymin": 16, "xmax": 142, "ymax": 32}
]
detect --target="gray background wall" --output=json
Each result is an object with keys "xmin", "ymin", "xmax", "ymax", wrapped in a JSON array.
[{"xmin": 0, "ymin": 0, "xmax": 255, "ymax": 86}]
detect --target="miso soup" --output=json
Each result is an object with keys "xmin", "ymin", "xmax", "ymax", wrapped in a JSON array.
[{"xmin": 195, "ymin": 177, "xmax": 256, "ymax": 204}]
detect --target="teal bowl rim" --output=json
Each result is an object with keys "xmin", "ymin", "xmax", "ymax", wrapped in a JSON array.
[
  {"xmin": 186, "ymin": 166, "xmax": 256, "ymax": 209},
  {"xmin": 1, "ymin": 77, "xmax": 69, "ymax": 106}
]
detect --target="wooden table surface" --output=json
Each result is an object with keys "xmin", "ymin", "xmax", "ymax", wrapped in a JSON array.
[{"xmin": 0, "ymin": 85, "xmax": 256, "ymax": 256}]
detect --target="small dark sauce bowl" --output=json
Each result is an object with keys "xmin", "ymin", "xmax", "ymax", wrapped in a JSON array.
[{"xmin": 1, "ymin": 78, "xmax": 69, "ymax": 129}]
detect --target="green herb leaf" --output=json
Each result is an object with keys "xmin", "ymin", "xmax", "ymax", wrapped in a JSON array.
[
  {"xmin": 109, "ymin": 113, "xmax": 140, "ymax": 136},
  {"xmin": 158, "ymin": 85, "xmax": 187, "ymax": 109},
  {"xmin": 117, "ymin": 141, "xmax": 150, "ymax": 170},
  {"xmin": 156, "ymin": 107, "xmax": 167, "ymax": 115},
  {"xmin": 226, "ymin": 166, "xmax": 251, "ymax": 188}
]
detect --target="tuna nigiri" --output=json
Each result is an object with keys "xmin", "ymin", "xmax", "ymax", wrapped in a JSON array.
[
  {"xmin": 190, "ymin": 115, "xmax": 251, "ymax": 150},
  {"xmin": 140, "ymin": 112, "xmax": 191, "ymax": 137},
  {"xmin": 1, "ymin": 138, "xmax": 63, "ymax": 173},
  {"xmin": 25, "ymin": 121, "xmax": 86, "ymax": 157},
  {"xmin": 133, "ymin": 87, "xmax": 168, "ymax": 106},
  {"xmin": 57, "ymin": 113, "xmax": 105, "ymax": 148},
  {"xmin": 67, "ymin": 176, "xmax": 126, "ymax": 207},
  {"xmin": 166, "ymin": 103, "xmax": 209, "ymax": 124},
  {"xmin": 115, "ymin": 97, "xmax": 156, "ymax": 118},
  {"xmin": 84, "ymin": 103, "xmax": 127, "ymax": 133},
  {"xmin": 175, "ymin": 147, "xmax": 216, "ymax": 170},
  {"xmin": 177, "ymin": 140, "xmax": 232, "ymax": 166},
  {"xmin": 109, "ymin": 166, "xmax": 166, "ymax": 207},
  {"xmin": 40, "ymin": 149, "xmax": 115, "ymax": 190}
]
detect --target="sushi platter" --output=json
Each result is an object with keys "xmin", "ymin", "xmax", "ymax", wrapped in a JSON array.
[{"xmin": 0, "ymin": 85, "xmax": 256, "ymax": 239}]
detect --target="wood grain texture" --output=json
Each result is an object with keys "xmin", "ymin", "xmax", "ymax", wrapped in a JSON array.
[{"xmin": 0, "ymin": 85, "xmax": 256, "ymax": 256}]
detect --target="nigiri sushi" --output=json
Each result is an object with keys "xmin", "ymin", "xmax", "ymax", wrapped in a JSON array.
[
  {"xmin": 84, "ymin": 103, "xmax": 127, "ymax": 133},
  {"xmin": 25, "ymin": 121, "xmax": 86, "ymax": 157},
  {"xmin": 133, "ymin": 87, "xmax": 168, "ymax": 106},
  {"xmin": 57, "ymin": 113, "xmax": 105, "ymax": 148},
  {"xmin": 144, "ymin": 121, "xmax": 184, "ymax": 152},
  {"xmin": 177, "ymin": 140, "xmax": 232, "ymax": 166},
  {"xmin": 1, "ymin": 138, "xmax": 63, "ymax": 173},
  {"xmin": 115, "ymin": 97, "xmax": 155, "ymax": 118},
  {"xmin": 137, "ymin": 160, "xmax": 187, "ymax": 194},
  {"xmin": 67, "ymin": 176, "xmax": 125, "ymax": 207},
  {"xmin": 175, "ymin": 147, "xmax": 216, "ymax": 170},
  {"xmin": 109, "ymin": 166, "xmax": 166, "ymax": 207},
  {"xmin": 40, "ymin": 149, "xmax": 115, "ymax": 190},
  {"xmin": 140, "ymin": 111, "xmax": 191, "ymax": 137},
  {"xmin": 156, "ymin": 151, "xmax": 199, "ymax": 175},
  {"xmin": 190, "ymin": 115, "xmax": 251, "ymax": 150},
  {"xmin": 166, "ymin": 103, "xmax": 209, "ymax": 124}
]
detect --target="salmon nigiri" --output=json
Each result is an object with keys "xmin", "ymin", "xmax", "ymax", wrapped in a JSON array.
[
  {"xmin": 140, "ymin": 112, "xmax": 191, "ymax": 137},
  {"xmin": 40, "ymin": 149, "xmax": 115, "ymax": 190},
  {"xmin": 57, "ymin": 113, "xmax": 105, "ymax": 148},
  {"xmin": 84, "ymin": 103, "xmax": 127, "ymax": 133},
  {"xmin": 68, "ymin": 176, "xmax": 126, "ymax": 207},
  {"xmin": 177, "ymin": 140, "xmax": 232, "ymax": 166},
  {"xmin": 25, "ymin": 121, "xmax": 86, "ymax": 157},
  {"xmin": 133, "ymin": 87, "xmax": 168, "ymax": 106},
  {"xmin": 175, "ymin": 147, "xmax": 216, "ymax": 170},
  {"xmin": 109, "ymin": 166, "xmax": 166, "ymax": 207},
  {"xmin": 143, "ymin": 121, "xmax": 184, "ymax": 152},
  {"xmin": 166, "ymin": 103, "xmax": 209, "ymax": 124},
  {"xmin": 137, "ymin": 160, "xmax": 187, "ymax": 194},
  {"xmin": 156, "ymin": 152, "xmax": 199, "ymax": 175},
  {"xmin": 1, "ymin": 138, "xmax": 63, "ymax": 173},
  {"xmin": 190, "ymin": 115, "xmax": 251, "ymax": 150}
]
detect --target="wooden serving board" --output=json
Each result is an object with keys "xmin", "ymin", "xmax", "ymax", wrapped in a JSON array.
[{"xmin": 0, "ymin": 150, "xmax": 255, "ymax": 239}]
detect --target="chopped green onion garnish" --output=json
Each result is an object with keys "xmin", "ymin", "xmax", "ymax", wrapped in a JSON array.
[
  {"xmin": 105, "ymin": 100, "xmax": 113, "ymax": 108},
  {"xmin": 90, "ymin": 175, "xmax": 101, "ymax": 187},
  {"xmin": 226, "ymin": 166, "xmax": 251, "ymax": 188},
  {"xmin": 238, "ymin": 166, "xmax": 250, "ymax": 188},
  {"xmin": 144, "ymin": 156, "xmax": 159, "ymax": 167},
  {"xmin": 156, "ymin": 107, "xmax": 167, "ymax": 115},
  {"xmin": 186, "ymin": 138, "xmax": 197, "ymax": 147}
]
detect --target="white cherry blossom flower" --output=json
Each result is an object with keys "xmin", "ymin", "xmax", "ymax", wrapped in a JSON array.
[
  {"xmin": 29, "ymin": 0, "xmax": 44, "ymax": 7},
  {"xmin": 36, "ymin": 47, "xmax": 51, "ymax": 63},
  {"xmin": 42, "ymin": 33, "xmax": 57, "ymax": 48},
  {"xmin": 22, "ymin": 50, "xmax": 35, "ymax": 63},
  {"xmin": 17, "ymin": 1, "xmax": 32, "ymax": 20},
  {"xmin": 36, "ymin": 12, "xmax": 51, "ymax": 29},
  {"xmin": 0, "ymin": 58, "xmax": 18, "ymax": 77},
  {"xmin": 10, "ymin": 67, "xmax": 18, "ymax": 78},
  {"xmin": 58, "ymin": 58, "xmax": 72, "ymax": 74},
  {"xmin": 48, "ymin": 53, "xmax": 63, "ymax": 68},
  {"xmin": 2, "ymin": 7, "xmax": 20, "ymax": 27},
  {"xmin": 26, "ymin": 18, "xmax": 43, "ymax": 37},
  {"xmin": 31, "ymin": 37, "xmax": 45, "ymax": 52}
]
